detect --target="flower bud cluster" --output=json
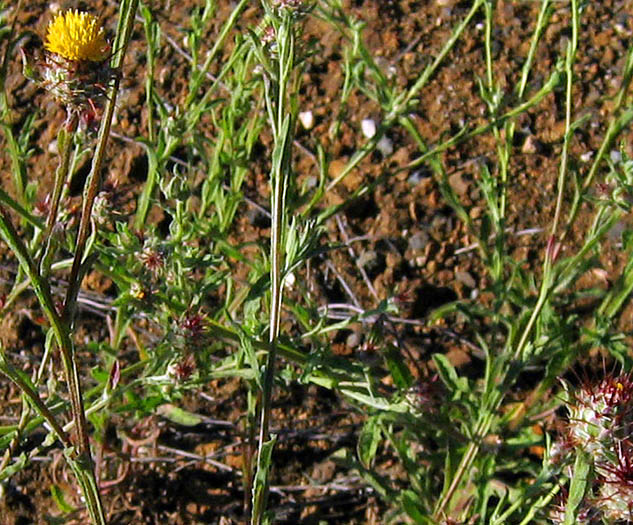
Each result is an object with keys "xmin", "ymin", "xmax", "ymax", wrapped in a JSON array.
[
  {"xmin": 567, "ymin": 374, "xmax": 633, "ymax": 454},
  {"xmin": 554, "ymin": 373, "xmax": 633, "ymax": 522}
]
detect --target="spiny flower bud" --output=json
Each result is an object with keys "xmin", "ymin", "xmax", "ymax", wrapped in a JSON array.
[
  {"xmin": 566, "ymin": 373, "xmax": 633, "ymax": 454},
  {"xmin": 168, "ymin": 354, "xmax": 197, "ymax": 384},
  {"xmin": 593, "ymin": 439, "xmax": 633, "ymax": 521},
  {"xmin": 556, "ymin": 373, "xmax": 633, "ymax": 522}
]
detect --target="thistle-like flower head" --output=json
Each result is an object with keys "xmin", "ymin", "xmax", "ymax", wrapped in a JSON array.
[
  {"xmin": 44, "ymin": 10, "xmax": 108, "ymax": 63},
  {"xmin": 23, "ymin": 10, "xmax": 117, "ymax": 128},
  {"xmin": 567, "ymin": 373, "xmax": 633, "ymax": 453}
]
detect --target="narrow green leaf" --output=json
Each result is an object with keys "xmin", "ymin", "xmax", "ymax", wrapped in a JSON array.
[
  {"xmin": 51, "ymin": 484, "xmax": 77, "ymax": 514},
  {"xmin": 156, "ymin": 404, "xmax": 203, "ymax": 426},
  {"xmin": 252, "ymin": 436, "xmax": 277, "ymax": 524},
  {"xmin": 564, "ymin": 450, "xmax": 592, "ymax": 525},
  {"xmin": 357, "ymin": 416, "xmax": 381, "ymax": 468},
  {"xmin": 384, "ymin": 344, "xmax": 413, "ymax": 389},
  {"xmin": 0, "ymin": 452, "xmax": 27, "ymax": 482},
  {"xmin": 433, "ymin": 353, "xmax": 467, "ymax": 395},
  {"xmin": 402, "ymin": 489, "xmax": 428, "ymax": 523}
]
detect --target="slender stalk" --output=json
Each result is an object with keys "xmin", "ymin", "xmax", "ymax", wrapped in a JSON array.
[
  {"xmin": 60, "ymin": 0, "xmax": 141, "ymax": 513},
  {"xmin": 63, "ymin": 0, "xmax": 139, "ymax": 320},
  {"xmin": 398, "ymin": 0, "xmax": 484, "ymax": 111},
  {"xmin": 0, "ymin": 3, "xmax": 139, "ymax": 524},
  {"xmin": 550, "ymin": 0, "xmax": 578, "ymax": 237},
  {"xmin": 0, "ymin": 124, "xmax": 64, "ymax": 468},
  {"xmin": 251, "ymin": 7, "xmax": 295, "ymax": 524},
  {"xmin": 40, "ymin": 117, "xmax": 77, "ymax": 271},
  {"xmin": 185, "ymin": 0, "xmax": 250, "ymax": 107},
  {"xmin": 0, "ymin": 324, "xmax": 56, "ymax": 473},
  {"xmin": 242, "ymin": 386, "xmax": 257, "ymax": 515},
  {"xmin": 404, "ymin": 69, "xmax": 561, "ymax": 173},
  {"xmin": 0, "ymin": 350, "xmax": 71, "ymax": 448},
  {"xmin": 560, "ymin": 38, "xmax": 633, "ymax": 243},
  {"xmin": 308, "ymin": 0, "xmax": 483, "ymax": 208},
  {"xmin": 432, "ymin": 1, "xmax": 563, "ymax": 517},
  {"xmin": 0, "ymin": 0, "xmax": 26, "ymax": 206},
  {"xmin": 0, "ymin": 202, "xmax": 105, "ymax": 522}
]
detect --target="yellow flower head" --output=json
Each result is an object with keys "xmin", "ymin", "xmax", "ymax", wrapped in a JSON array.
[{"xmin": 44, "ymin": 10, "xmax": 108, "ymax": 62}]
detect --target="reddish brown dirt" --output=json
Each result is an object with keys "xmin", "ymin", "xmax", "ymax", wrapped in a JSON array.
[{"xmin": 1, "ymin": 0, "xmax": 633, "ymax": 523}]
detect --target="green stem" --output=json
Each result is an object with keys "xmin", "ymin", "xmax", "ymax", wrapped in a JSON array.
[
  {"xmin": 0, "ymin": 327, "xmax": 56, "ymax": 473},
  {"xmin": 185, "ymin": 0, "xmax": 250, "ymax": 107},
  {"xmin": 0, "ymin": 0, "xmax": 26, "ymax": 206},
  {"xmin": 306, "ymin": 0, "xmax": 483, "ymax": 213},
  {"xmin": 404, "ymin": 68, "xmax": 561, "ymax": 173},
  {"xmin": 560, "ymin": 43, "xmax": 633, "ymax": 243},
  {"xmin": 40, "ymin": 118, "xmax": 77, "ymax": 271},
  {"xmin": 252, "ymin": 8, "xmax": 295, "ymax": 523},
  {"xmin": 63, "ymin": 0, "xmax": 138, "ymax": 320},
  {"xmin": 0, "ymin": 350, "xmax": 71, "ymax": 448},
  {"xmin": 551, "ymin": 0, "xmax": 578, "ymax": 237}
]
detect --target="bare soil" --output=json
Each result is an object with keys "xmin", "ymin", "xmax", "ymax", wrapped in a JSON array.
[{"xmin": 1, "ymin": 0, "xmax": 633, "ymax": 523}]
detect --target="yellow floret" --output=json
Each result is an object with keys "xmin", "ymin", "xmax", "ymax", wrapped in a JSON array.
[{"xmin": 44, "ymin": 10, "xmax": 108, "ymax": 62}]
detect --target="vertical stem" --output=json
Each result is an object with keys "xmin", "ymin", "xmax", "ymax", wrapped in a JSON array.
[
  {"xmin": 0, "ymin": 0, "xmax": 26, "ymax": 206},
  {"xmin": 243, "ymin": 386, "xmax": 257, "ymax": 515},
  {"xmin": 61, "ymin": 2, "xmax": 141, "ymax": 514},
  {"xmin": 0, "ymin": 120, "xmax": 76, "ymax": 473},
  {"xmin": 185, "ymin": 0, "xmax": 250, "ymax": 107},
  {"xmin": 63, "ymin": 73, "xmax": 123, "ymax": 318},
  {"xmin": 560, "ymin": 7, "xmax": 633, "ymax": 243},
  {"xmin": 433, "ymin": 1, "xmax": 559, "ymax": 517},
  {"xmin": 551, "ymin": 0, "xmax": 578, "ymax": 237},
  {"xmin": 0, "ymin": 206, "xmax": 104, "ymax": 523},
  {"xmin": 252, "ymin": 7, "xmax": 295, "ymax": 524},
  {"xmin": 39, "ymin": 118, "xmax": 77, "ymax": 268}
]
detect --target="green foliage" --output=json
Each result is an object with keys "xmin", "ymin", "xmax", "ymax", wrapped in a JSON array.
[{"xmin": 1, "ymin": 0, "xmax": 633, "ymax": 523}]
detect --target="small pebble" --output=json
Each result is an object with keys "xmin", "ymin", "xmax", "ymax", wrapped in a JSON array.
[
  {"xmin": 298, "ymin": 110, "xmax": 314, "ymax": 130},
  {"xmin": 580, "ymin": 151, "xmax": 593, "ymax": 163},
  {"xmin": 377, "ymin": 136, "xmax": 393, "ymax": 156},
  {"xmin": 408, "ymin": 171, "xmax": 424, "ymax": 186},
  {"xmin": 361, "ymin": 118, "xmax": 376, "ymax": 139},
  {"xmin": 456, "ymin": 270, "xmax": 476, "ymax": 289},
  {"xmin": 408, "ymin": 231, "xmax": 429, "ymax": 252},
  {"xmin": 608, "ymin": 220, "xmax": 626, "ymax": 242},
  {"xmin": 346, "ymin": 331, "xmax": 361, "ymax": 348},
  {"xmin": 304, "ymin": 175, "xmax": 318, "ymax": 189},
  {"xmin": 521, "ymin": 135, "xmax": 540, "ymax": 154},
  {"xmin": 358, "ymin": 250, "xmax": 376, "ymax": 268},
  {"xmin": 448, "ymin": 172, "xmax": 469, "ymax": 196}
]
